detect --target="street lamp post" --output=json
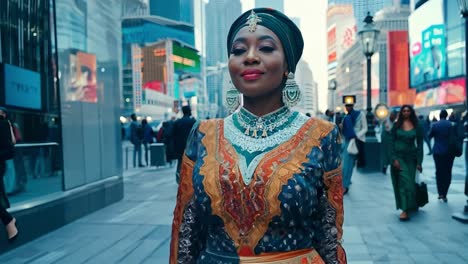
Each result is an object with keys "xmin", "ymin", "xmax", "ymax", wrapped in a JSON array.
[
  {"xmin": 358, "ymin": 12, "xmax": 380, "ymax": 138},
  {"xmin": 453, "ymin": 0, "xmax": 468, "ymax": 223},
  {"xmin": 328, "ymin": 80, "xmax": 337, "ymax": 111}
]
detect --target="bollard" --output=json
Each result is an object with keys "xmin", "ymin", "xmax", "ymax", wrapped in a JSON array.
[{"xmin": 125, "ymin": 146, "xmax": 128, "ymax": 170}]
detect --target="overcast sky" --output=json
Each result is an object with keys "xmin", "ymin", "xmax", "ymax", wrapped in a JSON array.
[{"xmin": 241, "ymin": 0, "xmax": 329, "ymax": 112}]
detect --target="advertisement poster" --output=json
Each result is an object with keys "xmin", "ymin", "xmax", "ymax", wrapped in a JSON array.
[
  {"xmin": 66, "ymin": 51, "xmax": 98, "ymax": 103},
  {"xmin": 408, "ymin": 0, "xmax": 446, "ymax": 87}
]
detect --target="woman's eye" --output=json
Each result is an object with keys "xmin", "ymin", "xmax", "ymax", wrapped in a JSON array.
[
  {"xmin": 230, "ymin": 48, "xmax": 245, "ymax": 55},
  {"xmin": 260, "ymin": 46, "xmax": 274, "ymax": 53}
]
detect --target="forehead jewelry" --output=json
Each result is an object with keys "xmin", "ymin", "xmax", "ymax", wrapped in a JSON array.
[{"xmin": 247, "ymin": 10, "xmax": 262, "ymax": 32}]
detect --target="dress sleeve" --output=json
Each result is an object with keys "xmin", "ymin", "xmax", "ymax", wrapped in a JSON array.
[
  {"xmin": 313, "ymin": 125, "xmax": 347, "ymax": 264},
  {"xmin": 170, "ymin": 121, "xmax": 206, "ymax": 264}
]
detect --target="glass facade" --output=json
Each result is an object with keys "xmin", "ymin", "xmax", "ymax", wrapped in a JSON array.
[
  {"xmin": 0, "ymin": 0, "xmax": 63, "ymax": 203},
  {"xmin": 56, "ymin": 0, "xmax": 122, "ymax": 190},
  {"xmin": 0, "ymin": 0, "xmax": 122, "ymax": 205},
  {"xmin": 149, "ymin": 0, "xmax": 194, "ymax": 25},
  {"xmin": 445, "ymin": 0, "xmax": 465, "ymax": 78}
]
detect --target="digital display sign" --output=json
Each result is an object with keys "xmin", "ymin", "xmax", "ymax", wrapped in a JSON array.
[
  {"xmin": 3, "ymin": 64, "xmax": 42, "ymax": 110},
  {"xmin": 408, "ymin": 0, "xmax": 446, "ymax": 87}
]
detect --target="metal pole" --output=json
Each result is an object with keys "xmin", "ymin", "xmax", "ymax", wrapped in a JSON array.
[{"xmin": 366, "ymin": 55, "xmax": 375, "ymax": 138}]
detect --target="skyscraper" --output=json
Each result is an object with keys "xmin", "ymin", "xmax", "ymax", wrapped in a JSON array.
[
  {"xmin": 255, "ymin": 0, "xmax": 284, "ymax": 12},
  {"xmin": 149, "ymin": 0, "xmax": 194, "ymax": 24},
  {"xmin": 352, "ymin": 0, "xmax": 394, "ymax": 29},
  {"xmin": 328, "ymin": 0, "xmax": 395, "ymax": 30},
  {"xmin": 205, "ymin": 0, "xmax": 242, "ymax": 116}
]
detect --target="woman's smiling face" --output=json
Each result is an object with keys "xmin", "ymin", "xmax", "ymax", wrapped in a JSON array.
[{"xmin": 228, "ymin": 25, "xmax": 288, "ymax": 100}]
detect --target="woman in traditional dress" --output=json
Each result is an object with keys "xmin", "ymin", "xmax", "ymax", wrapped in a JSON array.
[
  {"xmin": 170, "ymin": 8, "xmax": 346, "ymax": 263},
  {"xmin": 390, "ymin": 105, "xmax": 423, "ymax": 221}
]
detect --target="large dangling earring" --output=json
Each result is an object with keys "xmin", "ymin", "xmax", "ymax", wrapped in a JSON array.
[
  {"xmin": 226, "ymin": 81, "xmax": 240, "ymax": 113},
  {"xmin": 282, "ymin": 72, "xmax": 301, "ymax": 108}
]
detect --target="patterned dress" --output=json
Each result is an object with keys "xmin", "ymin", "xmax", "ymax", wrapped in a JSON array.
[{"xmin": 170, "ymin": 108, "xmax": 346, "ymax": 264}]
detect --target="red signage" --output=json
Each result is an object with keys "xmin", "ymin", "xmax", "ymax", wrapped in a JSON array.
[{"xmin": 387, "ymin": 31, "xmax": 412, "ymax": 106}]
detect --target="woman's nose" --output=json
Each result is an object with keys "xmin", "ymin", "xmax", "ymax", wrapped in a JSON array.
[{"xmin": 244, "ymin": 47, "xmax": 259, "ymax": 64}]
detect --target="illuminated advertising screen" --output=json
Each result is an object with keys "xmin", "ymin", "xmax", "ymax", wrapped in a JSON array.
[
  {"xmin": 65, "ymin": 51, "xmax": 98, "ymax": 103},
  {"xmin": 408, "ymin": 0, "xmax": 446, "ymax": 88},
  {"xmin": 3, "ymin": 64, "xmax": 41, "ymax": 110},
  {"xmin": 172, "ymin": 42, "xmax": 201, "ymax": 99},
  {"xmin": 414, "ymin": 78, "xmax": 466, "ymax": 108}
]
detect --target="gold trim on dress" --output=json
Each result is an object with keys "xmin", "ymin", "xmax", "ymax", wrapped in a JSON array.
[
  {"xmin": 239, "ymin": 248, "xmax": 325, "ymax": 264},
  {"xmin": 199, "ymin": 119, "xmax": 336, "ymax": 255}
]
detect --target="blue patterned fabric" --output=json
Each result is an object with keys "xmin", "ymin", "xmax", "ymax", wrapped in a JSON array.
[{"xmin": 170, "ymin": 117, "xmax": 345, "ymax": 264}]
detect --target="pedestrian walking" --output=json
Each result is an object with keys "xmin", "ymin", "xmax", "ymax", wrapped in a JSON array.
[
  {"xmin": 162, "ymin": 117, "xmax": 177, "ymax": 166},
  {"xmin": 129, "ymin": 113, "xmax": 144, "ymax": 168},
  {"xmin": 423, "ymin": 115, "xmax": 433, "ymax": 155},
  {"xmin": 170, "ymin": 8, "xmax": 346, "ymax": 263},
  {"xmin": 389, "ymin": 105, "xmax": 423, "ymax": 221},
  {"xmin": 141, "ymin": 119, "xmax": 154, "ymax": 166},
  {"xmin": 172, "ymin": 106, "xmax": 196, "ymax": 184},
  {"xmin": 381, "ymin": 110, "xmax": 397, "ymax": 174},
  {"xmin": 341, "ymin": 103, "xmax": 367, "ymax": 194},
  {"xmin": 428, "ymin": 109, "xmax": 457, "ymax": 202},
  {"xmin": 0, "ymin": 107, "xmax": 19, "ymax": 242}
]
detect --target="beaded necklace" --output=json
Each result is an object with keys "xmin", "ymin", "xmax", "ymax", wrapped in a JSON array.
[{"xmin": 236, "ymin": 106, "xmax": 292, "ymax": 138}]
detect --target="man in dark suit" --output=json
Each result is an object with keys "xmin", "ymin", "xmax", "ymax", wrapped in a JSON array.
[
  {"xmin": 172, "ymin": 105, "xmax": 196, "ymax": 183},
  {"xmin": 428, "ymin": 110, "xmax": 455, "ymax": 202}
]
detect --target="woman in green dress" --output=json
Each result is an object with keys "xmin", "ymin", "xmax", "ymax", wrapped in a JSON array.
[{"xmin": 390, "ymin": 105, "xmax": 423, "ymax": 221}]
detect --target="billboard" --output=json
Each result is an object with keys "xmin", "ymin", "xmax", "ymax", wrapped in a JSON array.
[
  {"xmin": 3, "ymin": 64, "xmax": 41, "ymax": 110},
  {"xmin": 408, "ymin": 0, "xmax": 446, "ymax": 88},
  {"xmin": 172, "ymin": 42, "xmax": 201, "ymax": 99},
  {"xmin": 414, "ymin": 78, "xmax": 466, "ymax": 108},
  {"xmin": 65, "ymin": 51, "xmax": 98, "ymax": 103},
  {"xmin": 387, "ymin": 31, "xmax": 414, "ymax": 107}
]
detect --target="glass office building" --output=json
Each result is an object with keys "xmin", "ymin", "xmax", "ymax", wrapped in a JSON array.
[{"xmin": 0, "ymin": 0, "xmax": 123, "ymax": 251}]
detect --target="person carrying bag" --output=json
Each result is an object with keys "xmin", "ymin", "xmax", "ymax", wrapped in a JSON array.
[{"xmin": 0, "ymin": 107, "xmax": 19, "ymax": 242}]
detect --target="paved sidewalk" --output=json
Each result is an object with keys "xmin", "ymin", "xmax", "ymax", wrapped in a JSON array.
[{"xmin": 0, "ymin": 152, "xmax": 466, "ymax": 263}]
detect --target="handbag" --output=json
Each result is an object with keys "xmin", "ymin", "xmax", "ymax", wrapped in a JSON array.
[
  {"xmin": 347, "ymin": 138, "xmax": 359, "ymax": 155},
  {"xmin": 415, "ymin": 171, "xmax": 428, "ymax": 207}
]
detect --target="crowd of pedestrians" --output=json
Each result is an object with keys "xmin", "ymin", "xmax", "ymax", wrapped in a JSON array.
[
  {"xmin": 324, "ymin": 103, "xmax": 466, "ymax": 221},
  {"xmin": 126, "ymin": 105, "xmax": 197, "ymax": 183}
]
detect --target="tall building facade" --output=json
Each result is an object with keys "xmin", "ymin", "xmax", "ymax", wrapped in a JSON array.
[
  {"xmin": 326, "ymin": 4, "xmax": 357, "ymax": 110},
  {"xmin": 205, "ymin": 0, "xmax": 242, "ymax": 117},
  {"xmin": 0, "ymin": 0, "xmax": 123, "ymax": 251},
  {"xmin": 353, "ymin": 0, "xmax": 394, "ymax": 29},
  {"xmin": 149, "ymin": 0, "xmax": 194, "ymax": 24},
  {"xmin": 255, "ymin": 0, "xmax": 284, "ymax": 12},
  {"xmin": 122, "ymin": 0, "xmax": 198, "ymax": 119},
  {"xmin": 295, "ymin": 60, "xmax": 318, "ymax": 116}
]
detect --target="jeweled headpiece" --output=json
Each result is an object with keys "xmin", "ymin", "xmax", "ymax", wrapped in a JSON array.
[{"xmin": 246, "ymin": 10, "xmax": 262, "ymax": 32}]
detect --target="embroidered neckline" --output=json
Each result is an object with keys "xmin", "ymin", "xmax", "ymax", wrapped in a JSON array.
[
  {"xmin": 235, "ymin": 106, "xmax": 293, "ymax": 138},
  {"xmin": 225, "ymin": 112, "xmax": 309, "ymax": 184}
]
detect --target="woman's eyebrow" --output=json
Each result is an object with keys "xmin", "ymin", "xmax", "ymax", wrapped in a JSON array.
[{"xmin": 232, "ymin": 35, "xmax": 276, "ymax": 44}]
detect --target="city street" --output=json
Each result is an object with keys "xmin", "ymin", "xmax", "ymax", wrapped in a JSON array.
[{"xmin": 0, "ymin": 146, "xmax": 467, "ymax": 264}]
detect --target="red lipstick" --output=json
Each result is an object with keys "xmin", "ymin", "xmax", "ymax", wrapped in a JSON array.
[{"xmin": 241, "ymin": 69, "xmax": 264, "ymax": 81}]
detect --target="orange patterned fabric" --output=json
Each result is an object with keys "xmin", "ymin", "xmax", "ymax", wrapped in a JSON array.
[
  {"xmin": 323, "ymin": 167, "xmax": 347, "ymax": 264},
  {"xmin": 199, "ymin": 119, "xmax": 337, "ymax": 255},
  {"xmin": 239, "ymin": 248, "xmax": 325, "ymax": 264},
  {"xmin": 169, "ymin": 155, "xmax": 195, "ymax": 264}
]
